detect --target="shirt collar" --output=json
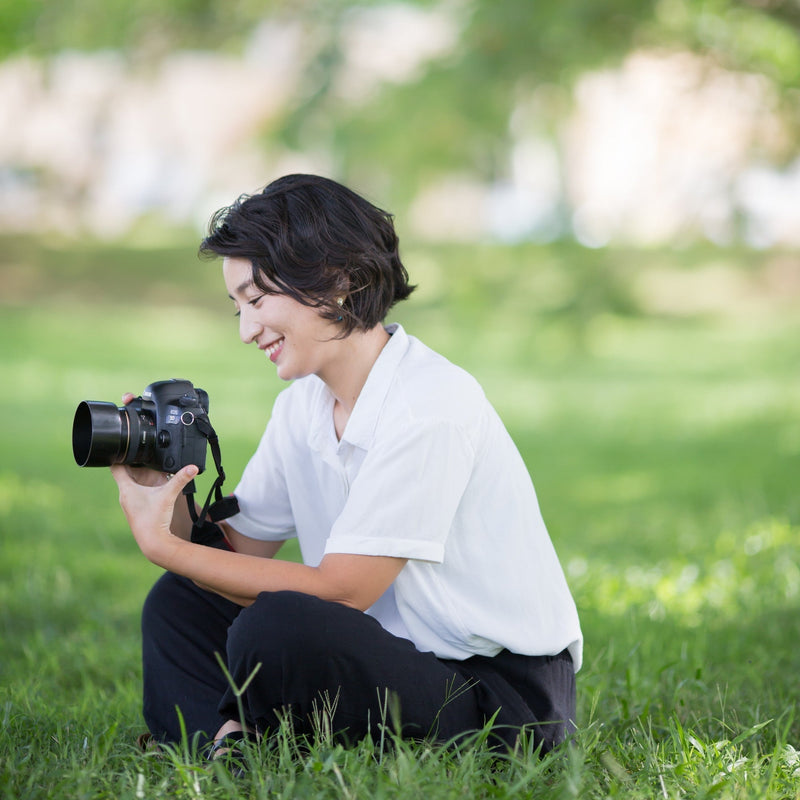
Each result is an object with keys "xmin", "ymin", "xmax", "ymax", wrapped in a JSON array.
[
  {"xmin": 339, "ymin": 322, "xmax": 408, "ymax": 451},
  {"xmin": 305, "ymin": 323, "xmax": 408, "ymax": 456}
]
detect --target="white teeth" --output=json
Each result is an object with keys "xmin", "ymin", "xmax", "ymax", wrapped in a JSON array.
[{"xmin": 265, "ymin": 338, "xmax": 284, "ymax": 356}]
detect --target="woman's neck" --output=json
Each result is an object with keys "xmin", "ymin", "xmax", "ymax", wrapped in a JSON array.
[{"xmin": 321, "ymin": 325, "xmax": 390, "ymax": 436}]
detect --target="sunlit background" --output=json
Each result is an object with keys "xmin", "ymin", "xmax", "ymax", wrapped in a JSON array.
[
  {"xmin": 2, "ymin": 0, "xmax": 799, "ymax": 645},
  {"xmin": 1, "ymin": 0, "xmax": 800, "ymax": 252},
  {"xmin": 1, "ymin": 4, "xmax": 800, "ymax": 794},
  {"xmin": 2, "ymin": 4, "xmax": 799, "ymax": 607}
]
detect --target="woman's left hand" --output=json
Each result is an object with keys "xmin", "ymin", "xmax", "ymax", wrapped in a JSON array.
[{"xmin": 110, "ymin": 463, "xmax": 198, "ymax": 565}]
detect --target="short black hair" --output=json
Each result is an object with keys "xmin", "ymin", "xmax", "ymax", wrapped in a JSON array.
[{"xmin": 199, "ymin": 174, "xmax": 414, "ymax": 335}]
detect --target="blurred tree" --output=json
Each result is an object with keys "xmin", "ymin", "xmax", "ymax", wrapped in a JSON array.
[
  {"xmin": 0, "ymin": 0, "xmax": 282, "ymax": 57},
  {"xmin": 1, "ymin": 0, "xmax": 798, "ymax": 213},
  {"xmin": 278, "ymin": 0, "xmax": 800, "ymax": 206},
  {"xmin": 3, "ymin": 1, "xmax": 797, "ymax": 87}
]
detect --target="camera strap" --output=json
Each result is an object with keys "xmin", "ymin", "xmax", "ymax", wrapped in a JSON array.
[{"xmin": 182, "ymin": 413, "xmax": 240, "ymax": 540}]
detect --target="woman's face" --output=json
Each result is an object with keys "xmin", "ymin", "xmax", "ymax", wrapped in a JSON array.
[{"xmin": 223, "ymin": 256, "xmax": 342, "ymax": 383}]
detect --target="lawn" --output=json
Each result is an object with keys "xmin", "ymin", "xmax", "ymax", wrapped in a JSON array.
[{"xmin": 1, "ymin": 234, "xmax": 799, "ymax": 798}]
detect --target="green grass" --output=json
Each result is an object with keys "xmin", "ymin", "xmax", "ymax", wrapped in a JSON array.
[{"xmin": 1, "ymin": 235, "xmax": 799, "ymax": 798}]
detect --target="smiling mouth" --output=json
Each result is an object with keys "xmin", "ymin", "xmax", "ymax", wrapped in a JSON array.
[{"xmin": 262, "ymin": 337, "xmax": 285, "ymax": 361}]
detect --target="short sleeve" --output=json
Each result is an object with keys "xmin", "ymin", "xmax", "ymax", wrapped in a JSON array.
[
  {"xmin": 226, "ymin": 395, "xmax": 296, "ymax": 542},
  {"xmin": 324, "ymin": 419, "xmax": 475, "ymax": 561}
]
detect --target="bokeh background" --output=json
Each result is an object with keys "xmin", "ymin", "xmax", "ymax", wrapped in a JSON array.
[
  {"xmin": 2, "ymin": 0, "xmax": 800, "ymax": 251},
  {"xmin": 1, "ymin": 4, "xmax": 800, "ymax": 794}
]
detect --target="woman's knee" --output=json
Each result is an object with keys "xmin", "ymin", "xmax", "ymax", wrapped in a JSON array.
[
  {"xmin": 142, "ymin": 572, "xmax": 186, "ymax": 633},
  {"xmin": 142, "ymin": 571, "xmax": 240, "ymax": 645},
  {"xmin": 226, "ymin": 590, "xmax": 359, "ymax": 665}
]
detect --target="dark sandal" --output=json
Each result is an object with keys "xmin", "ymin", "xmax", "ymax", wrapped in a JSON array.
[
  {"xmin": 207, "ymin": 730, "xmax": 257, "ymax": 777},
  {"xmin": 136, "ymin": 732, "xmax": 164, "ymax": 757}
]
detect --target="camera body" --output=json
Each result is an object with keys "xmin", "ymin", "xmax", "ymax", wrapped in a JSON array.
[{"xmin": 73, "ymin": 378, "xmax": 209, "ymax": 473}]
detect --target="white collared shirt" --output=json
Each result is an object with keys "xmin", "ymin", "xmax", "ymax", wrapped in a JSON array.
[{"xmin": 229, "ymin": 323, "xmax": 583, "ymax": 668}]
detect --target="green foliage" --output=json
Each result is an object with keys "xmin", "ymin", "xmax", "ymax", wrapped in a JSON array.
[
  {"xmin": 2, "ymin": 1, "xmax": 800, "ymax": 208},
  {"xmin": 656, "ymin": 0, "xmax": 800, "ymax": 88},
  {"xmin": 281, "ymin": 0, "xmax": 800, "ymax": 199},
  {"xmin": 1, "ymin": 235, "xmax": 799, "ymax": 797},
  {"xmin": 0, "ymin": 0, "xmax": 283, "ymax": 58}
]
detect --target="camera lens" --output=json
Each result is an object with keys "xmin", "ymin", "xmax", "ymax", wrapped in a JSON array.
[
  {"xmin": 125, "ymin": 406, "xmax": 156, "ymax": 466},
  {"xmin": 72, "ymin": 401, "xmax": 131, "ymax": 467},
  {"xmin": 73, "ymin": 398, "xmax": 158, "ymax": 468}
]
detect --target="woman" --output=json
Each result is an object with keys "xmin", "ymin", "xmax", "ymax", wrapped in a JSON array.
[{"xmin": 112, "ymin": 174, "xmax": 582, "ymax": 759}]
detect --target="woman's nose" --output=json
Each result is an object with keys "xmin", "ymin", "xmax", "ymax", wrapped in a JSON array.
[{"xmin": 239, "ymin": 311, "xmax": 263, "ymax": 344}]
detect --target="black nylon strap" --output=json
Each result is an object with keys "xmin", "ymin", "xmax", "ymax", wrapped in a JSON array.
[
  {"xmin": 183, "ymin": 412, "xmax": 240, "ymax": 543},
  {"xmin": 190, "ymin": 519, "xmax": 228, "ymax": 548}
]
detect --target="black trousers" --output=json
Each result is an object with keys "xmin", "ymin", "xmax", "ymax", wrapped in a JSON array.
[{"xmin": 141, "ymin": 572, "xmax": 576, "ymax": 753}]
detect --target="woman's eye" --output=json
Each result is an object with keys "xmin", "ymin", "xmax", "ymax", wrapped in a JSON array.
[{"xmin": 248, "ymin": 295, "xmax": 265, "ymax": 307}]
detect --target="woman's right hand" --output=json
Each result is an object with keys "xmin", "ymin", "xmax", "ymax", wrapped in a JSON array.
[
  {"xmin": 112, "ymin": 393, "xmax": 198, "ymax": 541},
  {"xmin": 110, "ymin": 462, "xmax": 198, "ymax": 565}
]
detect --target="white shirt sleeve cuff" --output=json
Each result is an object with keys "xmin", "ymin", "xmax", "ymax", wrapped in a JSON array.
[{"xmin": 324, "ymin": 535, "xmax": 444, "ymax": 563}]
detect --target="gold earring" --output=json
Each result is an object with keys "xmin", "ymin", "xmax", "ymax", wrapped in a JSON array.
[{"xmin": 336, "ymin": 297, "xmax": 345, "ymax": 307}]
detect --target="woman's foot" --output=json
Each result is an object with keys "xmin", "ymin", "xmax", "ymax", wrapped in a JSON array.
[{"xmin": 207, "ymin": 720, "xmax": 258, "ymax": 777}]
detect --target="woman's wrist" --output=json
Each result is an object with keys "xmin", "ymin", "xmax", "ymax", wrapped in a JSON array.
[{"xmin": 136, "ymin": 522, "xmax": 189, "ymax": 570}]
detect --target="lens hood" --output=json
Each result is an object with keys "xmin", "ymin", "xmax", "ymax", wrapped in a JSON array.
[{"xmin": 72, "ymin": 401, "xmax": 130, "ymax": 467}]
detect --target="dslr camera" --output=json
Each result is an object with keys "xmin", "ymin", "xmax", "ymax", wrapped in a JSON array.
[{"xmin": 72, "ymin": 378, "xmax": 209, "ymax": 473}]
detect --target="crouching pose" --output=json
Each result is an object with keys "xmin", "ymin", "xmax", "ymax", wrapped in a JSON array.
[{"xmin": 111, "ymin": 174, "xmax": 583, "ymax": 758}]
